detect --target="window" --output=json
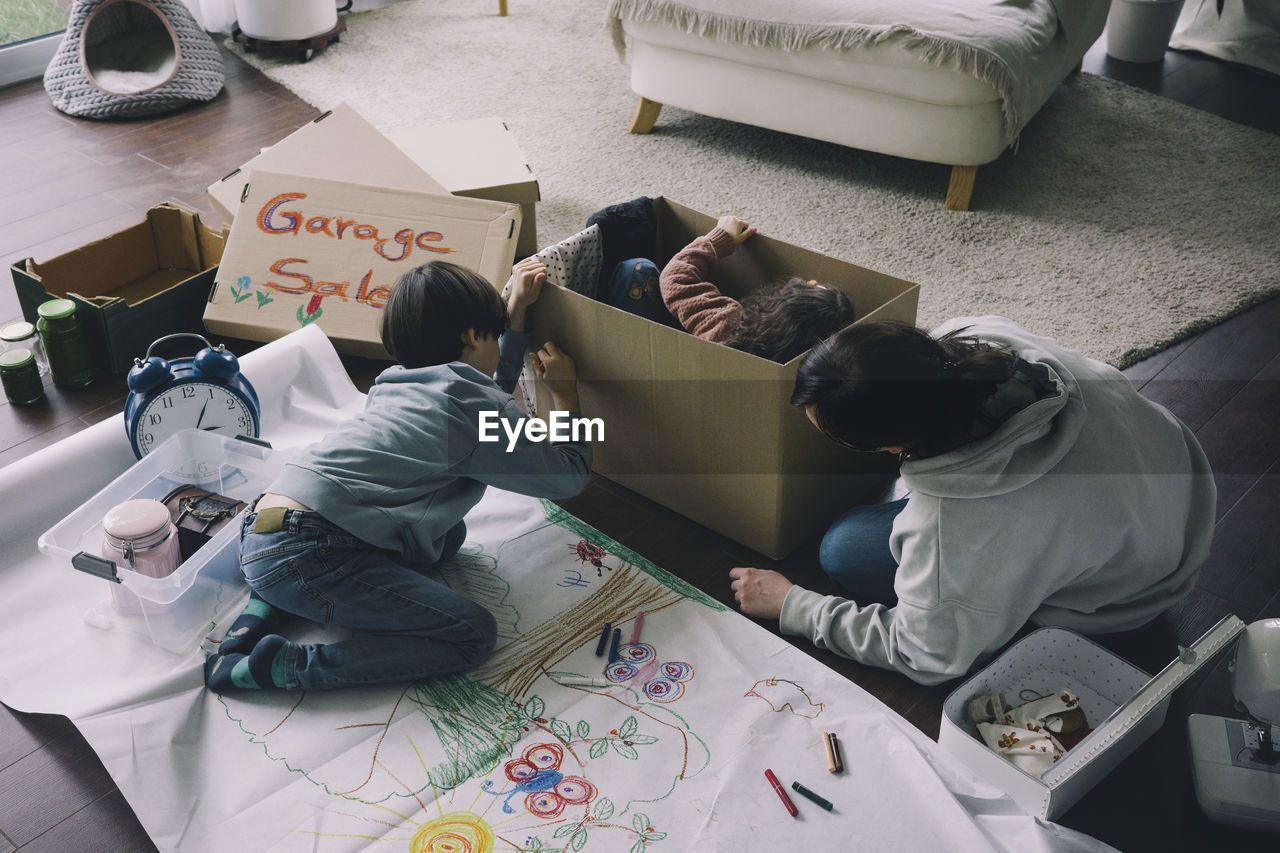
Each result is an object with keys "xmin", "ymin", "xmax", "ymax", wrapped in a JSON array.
[{"xmin": 1, "ymin": 0, "xmax": 71, "ymax": 88}]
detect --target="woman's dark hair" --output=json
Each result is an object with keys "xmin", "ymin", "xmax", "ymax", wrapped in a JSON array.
[
  {"xmin": 726, "ymin": 278, "xmax": 855, "ymax": 363},
  {"xmin": 380, "ymin": 261, "xmax": 507, "ymax": 368},
  {"xmin": 790, "ymin": 320, "xmax": 1017, "ymax": 458}
]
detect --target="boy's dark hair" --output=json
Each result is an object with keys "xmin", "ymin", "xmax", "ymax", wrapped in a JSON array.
[
  {"xmin": 726, "ymin": 278, "xmax": 855, "ymax": 363},
  {"xmin": 791, "ymin": 320, "xmax": 1017, "ymax": 458},
  {"xmin": 380, "ymin": 261, "xmax": 507, "ymax": 368}
]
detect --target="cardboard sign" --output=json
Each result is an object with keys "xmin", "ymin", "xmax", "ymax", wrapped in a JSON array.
[{"xmin": 204, "ymin": 170, "xmax": 521, "ymax": 359}]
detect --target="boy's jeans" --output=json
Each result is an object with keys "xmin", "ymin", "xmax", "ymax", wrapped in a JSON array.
[{"xmin": 237, "ymin": 509, "xmax": 496, "ymax": 690}]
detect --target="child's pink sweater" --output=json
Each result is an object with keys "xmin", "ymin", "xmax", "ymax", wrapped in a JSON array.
[{"xmin": 659, "ymin": 227, "xmax": 741, "ymax": 344}]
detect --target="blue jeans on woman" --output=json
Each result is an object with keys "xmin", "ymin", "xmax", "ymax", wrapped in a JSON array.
[
  {"xmin": 237, "ymin": 508, "xmax": 496, "ymax": 691},
  {"xmin": 818, "ymin": 498, "xmax": 909, "ymax": 606}
]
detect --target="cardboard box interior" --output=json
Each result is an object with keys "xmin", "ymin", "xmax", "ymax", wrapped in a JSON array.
[
  {"xmin": 12, "ymin": 203, "xmax": 226, "ymax": 374},
  {"xmin": 527, "ymin": 197, "xmax": 919, "ymax": 558}
]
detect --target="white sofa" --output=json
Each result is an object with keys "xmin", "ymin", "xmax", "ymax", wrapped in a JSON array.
[{"xmin": 608, "ymin": 0, "xmax": 1110, "ymax": 210}]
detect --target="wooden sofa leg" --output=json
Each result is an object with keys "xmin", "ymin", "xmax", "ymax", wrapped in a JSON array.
[
  {"xmin": 945, "ymin": 165, "xmax": 977, "ymax": 211},
  {"xmin": 629, "ymin": 97, "xmax": 663, "ymax": 134},
  {"xmin": 498, "ymin": 1, "xmax": 508, "ymax": 16}
]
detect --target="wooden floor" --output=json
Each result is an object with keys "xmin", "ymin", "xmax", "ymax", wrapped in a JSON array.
[{"xmin": 1, "ymin": 34, "xmax": 1278, "ymax": 853}]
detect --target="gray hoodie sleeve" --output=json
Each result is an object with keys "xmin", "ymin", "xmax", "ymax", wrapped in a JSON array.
[
  {"xmin": 495, "ymin": 329, "xmax": 530, "ymax": 395},
  {"xmin": 778, "ymin": 586, "xmax": 1016, "ymax": 686}
]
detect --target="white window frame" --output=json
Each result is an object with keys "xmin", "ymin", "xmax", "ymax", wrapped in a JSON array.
[{"xmin": 0, "ymin": 34, "xmax": 62, "ymax": 89}]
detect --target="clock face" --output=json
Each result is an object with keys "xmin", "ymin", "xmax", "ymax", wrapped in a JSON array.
[{"xmin": 134, "ymin": 380, "xmax": 258, "ymax": 456}]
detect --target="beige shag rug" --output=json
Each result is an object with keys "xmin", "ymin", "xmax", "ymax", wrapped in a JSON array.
[{"xmin": 228, "ymin": 0, "xmax": 1280, "ymax": 367}]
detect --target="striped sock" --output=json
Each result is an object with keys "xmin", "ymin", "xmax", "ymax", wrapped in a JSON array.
[
  {"xmin": 204, "ymin": 634, "xmax": 290, "ymax": 692},
  {"xmin": 218, "ymin": 591, "xmax": 282, "ymax": 656}
]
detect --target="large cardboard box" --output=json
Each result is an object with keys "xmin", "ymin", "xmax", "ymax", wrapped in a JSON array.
[
  {"xmin": 207, "ymin": 106, "xmax": 541, "ymax": 256},
  {"xmin": 525, "ymin": 197, "xmax": 919, "ymax": 558},
  {"xmin": 385, "ymin": 117, "xmax": 541, "ymax": 257},
  {"xmin": 11, "ymin": 203, "xmax": 226, "ymax": 375},
  {"xmin": 938, "ymin": 616, "xmax": 1244, "ymax": 820},
  {"xmin": 204, "ymin": 170, "xmax": 521, "ymax": 359}
]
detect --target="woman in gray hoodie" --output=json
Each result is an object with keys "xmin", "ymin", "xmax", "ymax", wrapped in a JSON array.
[{"xmin": 730, "ymin": 317, "xmax": 1216, "ymax": 685}]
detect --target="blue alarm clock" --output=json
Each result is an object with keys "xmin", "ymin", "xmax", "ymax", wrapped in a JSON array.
[{"xmin": 124, "ymin": 333, "xmax": 261, "ymax": 459}]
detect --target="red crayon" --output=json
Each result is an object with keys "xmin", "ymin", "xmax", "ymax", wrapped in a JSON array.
[{"xmin": 764, "ymin": 768, "xmax": 798, "ymax": 818}]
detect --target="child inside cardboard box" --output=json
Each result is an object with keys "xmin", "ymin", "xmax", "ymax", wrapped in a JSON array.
[
  {"xmin": 650, "ymin": 214, "xmax": 854, "ymax": 363},
  {"xmin": 527, "ymin": 198, "xmax": 856, "ymax": 364}
]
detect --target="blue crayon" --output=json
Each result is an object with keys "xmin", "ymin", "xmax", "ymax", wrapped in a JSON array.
[
  {"xmin": 594, "ymin": 622, "xmax": 612, "ymax": 657},
  {"xmin": 608, "ymin": 627, "xmax": 622, "ymax": 662}
]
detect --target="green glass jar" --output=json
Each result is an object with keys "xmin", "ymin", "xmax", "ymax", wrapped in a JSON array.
[
  {"xmin": 0, "ymin": 320, "xmax": 50, "ymax": 376},
  {"xmin": 36, "ymin": 298, "xmax": 95, "ymax": 388},
  {"xmin": 0, "ymin": 347, "xmax": 45, "ymax": 405}
]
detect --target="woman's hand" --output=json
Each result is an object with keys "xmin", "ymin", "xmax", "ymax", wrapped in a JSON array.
[
  {"xmin": 716, "ymin": 215, "xmax": 757, "ymax": 245},
  {"xmin": 728, "ymin": 566, "xmax": 793, "ymax": 620}
]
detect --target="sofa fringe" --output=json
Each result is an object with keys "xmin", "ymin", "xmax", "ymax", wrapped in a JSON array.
[{"xmin": 606, "ymin": 0, "xmax": 1021, "ymax": 143}]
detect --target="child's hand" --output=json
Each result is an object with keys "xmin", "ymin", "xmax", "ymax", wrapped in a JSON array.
[
  {"xmin": 533, "ymin": 341, "xmax": 576, "ymax": 392},
  {"xmin": 508, "ymin": 258, "xmax": 548, "ymax": 332},
  {"xmin": 534, "ymin": 341, "xmax": 581, "ymax": 413},
  {"xmin": 510, "ymin": 257, "xmax": 548, "ymax": 304},
  {"xmin": 716, "ymin": 215, "xmax": 757, "ymax": 245}
]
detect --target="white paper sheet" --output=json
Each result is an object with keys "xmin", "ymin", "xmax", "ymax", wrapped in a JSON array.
[{"xmin": 0, "ymin": 326, "xmax": 1111, "ymax": 852}]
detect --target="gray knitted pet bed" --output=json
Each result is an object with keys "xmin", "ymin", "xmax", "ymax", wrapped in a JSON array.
[{"xmin": 44, "ymin": 0, "xmax": 225, "ymax": 119}]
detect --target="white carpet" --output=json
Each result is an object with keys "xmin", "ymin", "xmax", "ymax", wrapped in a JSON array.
[{"xmin": 228, "ymin": 0, "xmax": 1280, "ymax": 368}]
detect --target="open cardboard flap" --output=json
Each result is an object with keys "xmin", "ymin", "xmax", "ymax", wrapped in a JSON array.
[{"xmin": 206, "ymin": 103, "xmax": 449, "ymax": 223}]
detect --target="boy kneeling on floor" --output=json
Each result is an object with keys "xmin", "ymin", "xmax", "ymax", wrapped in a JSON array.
[{"xmin": 206, "ymin": 258, "xmax": 592, "ymax": 692}]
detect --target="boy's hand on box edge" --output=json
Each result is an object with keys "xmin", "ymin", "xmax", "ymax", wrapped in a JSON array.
[
  {"xmin": 510, "ymin": 257, "xmax": 548, "ymax": 307},
  {"xmin": 728, "ymin": 566, "xmax": 792, "ymax": 620},
  {"xmin": 535, "ymin": 341, "xmax": 576, "ymax": 393}
]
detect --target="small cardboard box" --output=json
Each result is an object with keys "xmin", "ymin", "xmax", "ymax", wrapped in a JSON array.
[
  {"xmin": 11, "ymin": 203, "xmax": 226, "ymax": 375},
  {"xmin": 526, "ymin": 197, "xmax": 919, "ymax": 558},
  {"xmin": 204, "ymin": 170, "xmax": 521, "ymax": 359},
  {"xmin": 207, "ymin": 106, "xmax": 541, "ymax": 256},
  {"xmin": 205, "ymin": 103, "xmax": 449, "ymax": 223},
  {"xmin": 385, "ymin": 117, "xmax": 541, "ymax": 257},
  {"xmin": 938, "ymin": 616, "xmax": 1245, "ymax": 820},
  {"xmin": 37, "ymin": 430, "xmax": 292, "ymax": 655}
]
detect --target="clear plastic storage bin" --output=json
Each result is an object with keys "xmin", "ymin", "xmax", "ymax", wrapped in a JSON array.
[{"xmin": 38, "ymin": 430, "xmax": 290, "ymax": 654}]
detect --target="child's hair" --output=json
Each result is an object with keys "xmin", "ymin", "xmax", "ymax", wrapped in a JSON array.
[
  {"xmin": 791, "ymin": 320, "xmax": 1017, "ymax": 458},
  {"xmin": 380, "ymin": 261, "xmax": 507, "ymax": 368},
  {"xmin": 726, "ymin": 278, "xmax": 855, "ymax": 363}
]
